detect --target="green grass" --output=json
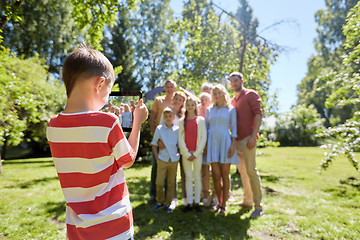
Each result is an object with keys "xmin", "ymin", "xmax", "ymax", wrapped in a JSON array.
[{"xmin": 1, "ymin": 147, "xmax": 359, "ymax": 239}]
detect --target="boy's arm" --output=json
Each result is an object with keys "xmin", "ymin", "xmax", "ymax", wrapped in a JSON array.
[
  {"xmin": 178, "ymin": 120, "xmax": 191, "ymax": 160},
  {"xmin": 150, "ymin": 98, "xmax": 160, "ymax": 134},
  {"xmin": 152, "ymin": 145, "xmax": 159, "ymax": 161},
  {"xmin": 124, "ymin": 99, "xmax": 148, "ymax": 168}
]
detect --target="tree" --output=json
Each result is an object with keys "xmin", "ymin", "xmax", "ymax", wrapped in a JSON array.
[
  {"xmin": 175, "ymin": 0, "xmax": 235, "ymax": 87},
  {"xmin": 317, "ymin": 1, "xmax": 360, "ymax": 172},
  {"xmin": 174, "ymin": 0, "xmax": 277, "ymax": 107},
  {"xmin": 2, "ymin": 0, "xmax": 80, "ymax": 74},
  {"xmin": 1, "ymin": 0, "xmax": 138, "ymax": 50},
  {"xmin": 0, "ymin": 48, "xmax": 66, "ymax": 160},
  {"xmin": 342, "ymin": 0, "xmax": 360, "ymax": 73},
  {"xmin": 132, "ymin": 0, "xmax": 179, "ymax": 89},
  {"xmin": 0, "ymin": 0, "xmax": 23, "ymax": 31},
  {"xmin": 317, "ymin": 73, "xmax": 360, "ymax": 171},
  {"xmin": 101, "ymin": 8, "xmax": 141, "ymax": 91},
  {"xmin": 297, "ymin": 0, "xmax": 358, "ymax": 126},
  {"xmin": 69, "ymin": 0, "xmax": 136, "ymax": 50}
]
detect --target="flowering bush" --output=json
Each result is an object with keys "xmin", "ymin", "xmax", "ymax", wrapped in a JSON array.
[{"xmin": 317, "ymin": 116, "xmax": 360, "ymax": 172}]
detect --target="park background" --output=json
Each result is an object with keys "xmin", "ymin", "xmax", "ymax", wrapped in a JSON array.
[{"xmin": 0, "ymin": 0, "xmax": 359, "ymax": 239}]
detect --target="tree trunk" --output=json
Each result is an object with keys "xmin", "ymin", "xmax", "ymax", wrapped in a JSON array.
[
  {"xmin": 1, "ymin": 137, "xmax": 8, "ymax": 160},
  {"xmin": 0, "ymin": 137, "xmax": 8, "ymax": 175},
  {"xmin": 239, "ymin": 37, "xmax": 247, "ymax": 73},
  {"xmin": 0, "ymin": 16, "xmax": 8, "ymax": 30},
  {"xmin": 0, "ymin": 156, "xmax": 3, "ymax": 175}
]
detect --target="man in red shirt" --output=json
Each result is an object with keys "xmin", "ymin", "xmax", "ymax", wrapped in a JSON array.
[{"xmin": 230, "ymin": 71, "xmax": 264, "ymax": 219}]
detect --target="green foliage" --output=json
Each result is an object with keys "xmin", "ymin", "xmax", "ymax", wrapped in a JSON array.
[
  {"xmin": 297, "ymin": 0, "xmax": 358, "ymax": 126},
  {"xmin": 2, "ymin": 0, "xmax": 80, "ymax": 74},
  {"xmin": 0, "ymin": 48, "xmax": 66, "ymax": 159},
  {"xmin": 317, "ymin": 72, "xmax": 360, "ymax": 171},
  {"xmin": 70, "ymin": 0, "xmax": 137, "ymax": 50},
  {"xmin": 314, "ymin": 0, "xmax": 358, "ymax": 60},
  {"xmin": 343, "ymin": 1, "xmax": 360, "ymax": 72},
  {"xmin": 257, "ymin": 133, "xmax": 280, "ymax": 148},
  {"xmin": 318, "ymin": 118, "xmax": 360, "ymax": 172},
  {"xmin": 101, "ymin": 8, "xmax": 141, "ymax": 91},
  {"xmin": 1, "ymin": 0, "xmax": 138, "ymax": 52},
  {"xmin": 316, "ymin": 1, "xmax": 360, "ymax": 172},
  {"xmin": 0, "ymin": 1, "xmax": 23, "ymax": 33},
  {"xmin": 173, "ymin": 0, "xmax": 277, "ymax": 109},
  {"xmin": 274, "ymin": 105, "xmax": 325, "ymax": 146},
  {"xmin": 132, "ymin": 0, "xmax": 178, "ymax": 89},
  {"xmin": 175, "ymin": 0, "xmax": 235, "ymax": 86}
]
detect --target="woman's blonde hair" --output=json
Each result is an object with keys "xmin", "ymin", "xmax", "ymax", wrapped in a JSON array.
[
  {"xmin": 123, "ymin": 104, "xmax": 130, "ymax": 112},
  {"xmin": 211, "ymin": 84, "xmax": 231, "ymax": 108}
]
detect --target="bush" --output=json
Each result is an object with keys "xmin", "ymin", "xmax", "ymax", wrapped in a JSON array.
[
  {"xmin": 274, "ymin": 105, "xmax": 325, "ymax": 146},
  {"xmin": 0, "ymin": 48, "xmax": 66, "ymax": 159}
]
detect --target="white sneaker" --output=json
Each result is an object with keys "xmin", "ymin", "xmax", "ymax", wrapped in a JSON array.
[
  {"xmin": 212, "ymin": 197, "xmax": 219, "ymax": 206},
  {"xmin": 182, "ymin": 198, "xmax": 188, "ymax": 206},
  {"xmin": 170, "ymin": 198, "xmax": 178, "ymax": 209},
  {"xmin": 250, "ymin": 207, "xmax": 264, "ymax": 219}
]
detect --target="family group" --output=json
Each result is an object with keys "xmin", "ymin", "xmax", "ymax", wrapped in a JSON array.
[
  {"xmin": 46, "ymin": 46, "xmax": 263, "ymax": 240},
  {"xmin": 148, "ymin": 75, "xmax": 264, "ymax": 219}
]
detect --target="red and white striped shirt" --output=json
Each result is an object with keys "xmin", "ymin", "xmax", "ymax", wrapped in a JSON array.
[{"xmin": 47, "ymin": 111, "xmax": 136, "ymax": 240}]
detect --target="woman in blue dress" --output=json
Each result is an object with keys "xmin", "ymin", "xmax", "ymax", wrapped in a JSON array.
[{"xmin": 205, "ymin": 84, "xmax": 237, "ymax": 214}]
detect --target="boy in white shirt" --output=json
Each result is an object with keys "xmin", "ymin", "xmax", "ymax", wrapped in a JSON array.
[{"xmin": 151, "ymin": 107, "xmax": 179, "ymax": 213}]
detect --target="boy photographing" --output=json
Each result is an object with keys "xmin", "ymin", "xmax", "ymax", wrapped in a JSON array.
[
  {"xmin": 151, "ymin": 107, "xmax": 179, "ymax": 213},
  {"xmin": 47, "ymin": 47, "xmax": 148, "ymax": 240}
]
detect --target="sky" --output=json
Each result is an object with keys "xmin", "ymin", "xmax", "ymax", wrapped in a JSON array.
[{"xmin": 170, "ymin": 0, "xmax": 326, "ymax": 113}]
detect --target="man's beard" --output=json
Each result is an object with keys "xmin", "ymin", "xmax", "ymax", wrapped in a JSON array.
[{"xmin": 233, "ymin": 86, "xmax": 242, "ymax": 92}]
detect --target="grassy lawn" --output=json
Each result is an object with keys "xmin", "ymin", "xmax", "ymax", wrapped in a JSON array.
[{"xmin": 1, "ymin": 147, "xmax": 359, "ymax": 239}]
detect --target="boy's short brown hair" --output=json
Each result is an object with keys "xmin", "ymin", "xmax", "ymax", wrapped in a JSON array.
[
  {"xmin": 62, "ymin": 47, "xmax": 115, "ymax": 97},
  {"xmin": 163, "ymin": 107, "xmax": 174, "ymax": 116}
]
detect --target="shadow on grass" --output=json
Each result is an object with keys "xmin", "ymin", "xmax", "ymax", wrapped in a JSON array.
[
  {"xmin": 261, "ymin": 174, "xmax": 280, "ymax": 182},
  {"xmin": 3, "ymin": 160, "xmax": 54, "ymax": 165},
  {"xmin": 5, "ymin": 176, "xmax": 59, "ymax": 189},
  {"xmin": 127, "ymin": 176, "xmax": 151, "ymax": 202},
  {"xmin": 44, "ymin": 201, "xmax": 66, "ymax": 221},
  {"xmin": 133, "ymin": 203, "xmax": 251, "ymax": 240},
  {"xmin": 323, "ymin": 176, "xmax": 360, "ymax": 200},
  {"xmin": 130, "ymin": 162, "xmax": 152, "ymax": 170},
  {"xmin": 340, "ymin": 176, "xmax": 360, "ymax": 191},
  {"xmin": 127, "ymin": 170, "xmax": 252, "ymax": 239},
  {"xmin": 38, "ymin": 163, "xmax": 254, "ymax": 239}
]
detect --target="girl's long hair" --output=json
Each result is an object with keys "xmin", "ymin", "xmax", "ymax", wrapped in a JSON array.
[
  {"xmin": 173, "ymin": 91, "xmax": 187, "ymax": 118},
  {"xmin": 184, "ymin": 96, "xmax": 199, "ymax": 131}
]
